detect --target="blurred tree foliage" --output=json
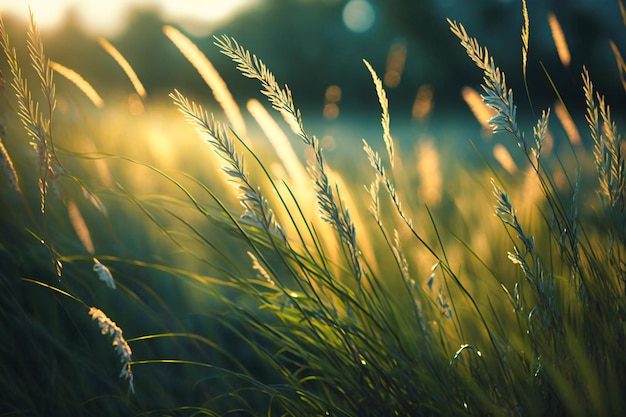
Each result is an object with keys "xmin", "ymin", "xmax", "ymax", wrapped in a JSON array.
[{"xmin": 1, "ymin": 0, "xmax": 623, "ymax": 114}]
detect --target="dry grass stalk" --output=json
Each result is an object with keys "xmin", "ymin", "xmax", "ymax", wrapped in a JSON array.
[
  {"xmin": 412, "ymin": 84, "xmax": 434, "ymax": 121},
  {"xmin": 461, "ymin": 86, "xmax": 497, "ymax": 134},
  {"xmin": 98, "ymin": 37, "xmax": 147, "ymax": 98},
  {"xmin": 246, "ymin": 98, "xmax": 309, "ymax": 189},
  {"xmin": 450, "ymin": 19, "xmax": 529, "ymax": 153},
  {"xmin": 547, "ymin": 12, "xmax": 571, "ymax": 67},
  {"xmin": 248, "ymin": 251, "xmax": 275, "ymax": 286},
  {"xmin": 50, "ymin": 61, "xmax": 103, "ymax": 108},
  {"xmin": 416, "ymin": 139, "xmax": 442, "ymax": 206},
  {"xmin": 383, "ymin": 41, "xmax": 406, "ymax": 88},
  {"xmin": 364, "ymin": 60, "xmax": 395, "ymax": 168},
  {"xmin": 583, "ymin": 67, "xmax": 625, "ymax": 208},
  {"xmin": 554, "ymin": 101, "xmax": 581, "ymax": 146},
  {"xmin": 521, "ymin": 0, "xmax": 530, "ymax": 77},
  {"xmin": 1, "ymin": 13, "xmax": 56, "ymax": 212},
  {"xmin": 493, "ymin": 143, "xmax": 518, "ymax": 174},
  {"xmin": 171, "ymin": 90, "xmax": 286, "ymax": 241},
  {"xmin": 609, "ymin": 41, "xmax": 626, "ymax": 92},
  {"xmin": 0, "ymin": 138, "xmax": 21, "ymax": 192},
  {"xmin": 326, "ymin": 165, "xmax": 379, "ymax": 274},
  {"xmin": 247, "ymin": 97, "xmax": 337, "ymax": 250},
  {"xmin": 215, "ymin": 35, "xmax": 364, "ymax": 280},
  {"xmin": 163, "ymin": 26, "xmax": 247, "ymax": 136},
  {"xmin": 88, "ymin": 307, "xmax": 134, "ymax": 393},
  {"xmin": 93, "ymin": 258, "xmax": 116, "ymax": 289},
  {"xmin": 67, "ymin": 200, "xmax": 95, "ymax": 254}
]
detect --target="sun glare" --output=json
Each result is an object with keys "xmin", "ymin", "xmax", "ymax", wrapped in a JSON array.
[
  {"xmin": 342, "ymin": 0, "xmax": 376, "ymax": 33},
  {"xmin": 0, "ymin": 0, "xmax": 259, "ymax": 36}
]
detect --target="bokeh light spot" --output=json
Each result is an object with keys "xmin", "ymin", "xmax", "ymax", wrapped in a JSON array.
[{"xmin": 342, "ymin": 0, "xmax": 376, "ymax": 33}]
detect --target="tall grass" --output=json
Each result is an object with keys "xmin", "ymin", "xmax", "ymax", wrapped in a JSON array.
[{"xmin": 1, "ymin": 3, "xmax": 625, "ymax": 416}]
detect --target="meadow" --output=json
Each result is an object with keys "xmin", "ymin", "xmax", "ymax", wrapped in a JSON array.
[{"xmin": 0, "ymin": 2, "xmax": 625, "ymax": 416}]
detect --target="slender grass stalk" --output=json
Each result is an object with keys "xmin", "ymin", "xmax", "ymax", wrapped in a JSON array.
[
  {"xmin": 98, "ymin": 37, "xmax": 147, "ymax": 98},
  {"xmin": 3, "ymin": 6, "xmax": 626, "ymax": 417},
  {"xmin": 547, "ymin": 12, "xmax": 571, "ymax": 68},
  {"xmin": 0, "ymin": 12, "xmax": 57, "ymax": 213},
  {"xmin": 50, "ymin": 61, "xmax": 104, "ymax": 108},
  {"xmin": 214, "ymin": 35, "xmax": 365, "ymax": 284},
  {"xmin": 164, "ymin": 26, "xmax": 247, "ymax": 136},
  {"xmin": 363, "ymin": 60, "xmax": 394, "ymax": 169},
  {"xmin": 0, "ymin": 136, "xmax": 20, "ymax": 192},
  {"xmin": 66, "ymin": 199, "xmax": 95, "ymax": 254}
]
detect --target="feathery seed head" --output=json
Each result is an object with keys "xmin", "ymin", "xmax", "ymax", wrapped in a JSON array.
[{"xmin": 93, "ymin": 258, "xmax": 116, "ymax": 289}]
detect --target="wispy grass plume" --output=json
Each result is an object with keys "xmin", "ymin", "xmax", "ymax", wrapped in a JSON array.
[
  {"xmin": 547, "ymin": 12, "xmax": 571, "ymax": 67},
  {"xmin": 215, "ymin": 34, "xmax": 364, "ymax": 281},
  {"xmin": 93, "ymin": 258, "xmax": 116, "ymax": 289},
  {"xmin": 0, "ymin": 12, "xmax": 57, "ymax": 213},
  {"xmin": 50, "ymin": 61, "xmax": 104, "ymax": 108},
  {"xmin": 411, "ymin": 84, "xmax": 434, "ymax": 121},
  {"xmin": 609, "ymin": 40, "xmax": 626, "ymax": 92},
  {"xmin": 462, "ymin": 85, "xmax": 497, "ymax": 134},
  {"xmin": 170, "ymin": 90, "xmax": 286, "ymax": 241},
  {"xmin": 0, "ymin": 137, "xmax": 21, "ymax": 192},
  {"xmin": 449, "ymin": 19, "xmax": 527, "ymax": 152},
  {"xmin": 67, "ymin": 199, "xmax": 95, "ymax": 254},
  {"xmin": 582, "ymin": 66, "xmax": 625, "ymax": 210},
  {"xmin": 98, "ymin": 37, "xmax": 147, "ymax": 98},
  {"xmin": 554, "ymin": 101, "xmax": 581, "ymax": 146},
  {"xmin": 164, "ymin": 26, "xmax": 247, "ymax": 136},
  {"xmin": 89, "ymin": 307, "xmax": 134, "ymax": 393},
  {"xmin": 416, "ymin": 139, "xmax": 442, "ymax": 206},
  {"xmin": 364, "ymin": 59, "xmax": 395, "ymax": 168},
  {"xmin": 521, "ymin": 0, "xmax": 530, "ymax": 78},
  {"xmin": 493, "ymin": 143, "xmax": 517, "ymax": 174}
]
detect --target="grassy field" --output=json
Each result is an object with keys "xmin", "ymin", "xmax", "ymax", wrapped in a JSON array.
[{"xmin": 1, "ymin": 4, "xmax": 625, "ymax": 416}]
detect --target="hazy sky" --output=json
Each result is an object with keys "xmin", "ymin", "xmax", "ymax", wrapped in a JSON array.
[{"xmin": 0, "ymin": 0, "xmax": 260, "ymax": 36}]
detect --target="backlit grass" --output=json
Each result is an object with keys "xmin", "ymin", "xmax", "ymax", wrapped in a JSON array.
[{"xmin": 1, "ymin": 4, "xmax": 624, "ymax": 416}]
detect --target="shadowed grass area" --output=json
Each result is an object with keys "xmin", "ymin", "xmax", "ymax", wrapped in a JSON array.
[{"xmin": 1, "ymin": 3, "xmax": 625, "ymax": 416}]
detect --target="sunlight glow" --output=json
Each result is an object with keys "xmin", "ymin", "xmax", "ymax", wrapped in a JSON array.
[{"xmin": 0, "ymin": 0, "xmax": 259, "ymax": 36}]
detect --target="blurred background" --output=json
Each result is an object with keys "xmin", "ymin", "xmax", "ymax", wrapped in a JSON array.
[{"xmin": 1, "ymin": 0, "xmax": 624, "ymax": 118}]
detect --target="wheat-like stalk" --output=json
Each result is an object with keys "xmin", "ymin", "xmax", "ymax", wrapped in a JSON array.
[
  {"xmin": 583, "ymin": 67, "xmax": 625, "ymax": 209},
  {"xmin": 364, "ymin": 60, "xmax": 394, "ymax": 168},
  {"xmin": 0, "ymin": 13, "xmax": 56, "ymax": 213},
  {"xmin": 449, "ymin": 19, "xmax": 527, "ymax": 152},
  {"xmin": 171, "ymin": 89, "xmax": 286, "ymax": 241},
  {"xmin": 532, "ymin": 108, "xmax": 551, "ymax": 161},
  {"xmin": 215, "ymin": 35, "xmax": 365, "ymax": 282},
  {"xmin": 521, "ymin": 0, "xmax": 530, "ymax": 78},
  {"xmin": 363, "ymin": 139, "xmax": 412, "ymax": 229},
  {"xmin": 214, "ymin": 35, "xmax": 305, "ymax": 141}
]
